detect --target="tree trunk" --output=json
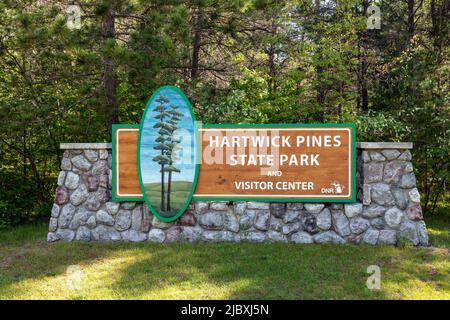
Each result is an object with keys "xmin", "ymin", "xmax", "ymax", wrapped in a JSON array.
[
  {"xmin": 191, "ymin": 27, "xmax": 202, "ymax": 80},
  {"xmin": 407, "ymin": 0, "xmax": 415, "ymax": 42},
  {"xmin": 358, "ymin": 0, "xmax": 370, "ymax": 113},
  {"xmin": 160, "ymin": 162, "xmax": 166, "ymax": 211},
  {"xmin": 167, "ymin": 169, "xmax": 172, "ymax": 211},
  {"xmin": 102, "ymin": 2, "xmax": 118, "ymax": 142},
  {"xmin": 314, "ymin": 0, "xmax": 325, "ymax": 121}
]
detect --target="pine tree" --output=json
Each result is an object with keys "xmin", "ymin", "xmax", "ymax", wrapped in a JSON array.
[
  {"xmin": 165, "ymin": 105, "xmax": 184, "ymax": 211},
  {"xmin": 152, "ymin": 95, "xmax": 172, "ymax": 211}
]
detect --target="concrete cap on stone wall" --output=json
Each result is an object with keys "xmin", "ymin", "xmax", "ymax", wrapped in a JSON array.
[
  {"xmin": 356, "ymin": 142, "xmax": 413, "ymax": 149},
  {"xmin": 60, "ymin": 143, "xmax": 112, "ymax": 150}
]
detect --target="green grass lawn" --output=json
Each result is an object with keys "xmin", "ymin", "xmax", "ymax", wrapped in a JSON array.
[
  {"xmin": 144, "ymin": 181, "xmax": 192, "ymax": 217},
  {"xmin": 0, "ymin": 213, "xmax": 448, "ymax": 300}
]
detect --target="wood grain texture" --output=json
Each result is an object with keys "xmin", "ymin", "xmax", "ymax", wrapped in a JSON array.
[{"xmin": 113, "ymin": 126, "xmax": 354, "ymax": 200}]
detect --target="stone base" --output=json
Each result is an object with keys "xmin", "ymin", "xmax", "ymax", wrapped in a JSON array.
[{"xmin": 48, "ymin": 143, "xmax": 429, "ymax": 246}]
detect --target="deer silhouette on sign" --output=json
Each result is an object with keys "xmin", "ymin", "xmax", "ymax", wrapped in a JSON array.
[{"xmin": 331, "ymin": 181, "xmax": 344, "ymax": 194}]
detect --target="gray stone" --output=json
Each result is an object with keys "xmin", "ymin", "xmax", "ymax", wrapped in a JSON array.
[
  {"xmin": 282, "ymin": 210, "xmax": 299, "ymax": 223},
  {"xmin": 362, "ymin": 150, "xmax": 371, "ymax": 163},
  {"xmin": 115, "ymin": 210, "xmax": 131, "ymax": 231},
  {"xmin": 400, "ymin": 172, "xmax": 416, "ymax": 189},
  {"xmin": 362, "ymin": 204, "xmax": 386, "ymax": 218},
  {"xmin": 121, "ymin": 229, "xmax": 147, "ymax": 242},
  {"xmin": 291, "ymin": 231, "xmax": 314, "ymax": 244},
  {"xmin": 406, "ymin": 205, "xmax": 423, "ymax": 221},
  {"xmin": 83, "ymin": 173, "xmax": 99, "ymax": 192},
  {"xmin": 304, "ymin": 203, "xmax": 324, "ymax": 214},
  {"xmin": 69, "ymin": 208, "xmax": 91, "ymax": 229},
  {"xmin": 313, "ymin": 231, "xmax": 346, "ymax": 244},
  {"xmin": 391, "ymin": 186, "xmax": 409, "ymax": 209},
  {"xmin": 47, "ymin": 232, "xmax": 59, "ymax": 242},
  {"xmin": 58, "ymin": 204, "xmax": 76, "ymax": 228},
  {"xmin": 194, "ymin": 202, "xmax": 209, "ymax": 214},
  {"xmin": 92, "ymin": 160, "xmax": 108, "ymax": 175},
  {"xmin": 378, "ymin": 230, "xmax": 397, "ymax": 245},
  {"xmin": 254, "ymin": 210, "xmax": 270, "ymax": 231},
  {"xmin": 148, "ymin": 229, "xmax": 165, "ymax": 243},
  {"xmin": 165, "ymin": 227, "xmax": 182, "ymax": 242},
  {"xmin": 381, "ymin": 149, "xmax": 400, "ymax": 160},
  {"xmin": 86, "ymin": 215, "xmax": 96, "ymax": 229},
  {"xmin": 105, "ymin": 202, "xmax": 120, "ymax": 215},
  {"xmin": 99, "ymin": 149, "xmax": 108, "ymax": 160},
  {"xmin": 344, "ymin": 203, "xmax": 363, "ymax": 218},
  {"xmin": 131, "ymin": 206, "xmax": 142, "ymax": 230},
  {"xmin": 51, "ymin": 204, "xmax": 60, "ymax": 218},
  {"xmin": 233, "ymin": 202, "xmax": 246, "ymax": 215},
  {"xmin": 57, "ymin": 171, "xmax": 66, "ymax": 186},
  {"xmin": 99, "ymin": 175, "xmax": 108, "ymax": 189},
  {"xmin": 316, "ymin": 208, "xmax": 332, "ymax": 230},
  {"xmin": 404, "ymin": 162, "xmax": 413, "ymax": 173},
  {"xmin": 302, "ymin": 213, "xmax": 319, "ymax": 234},
  {"xmin": 121, "ymin": 202, "xmax": 136, "ymax": 210},
  {"xmin": 330, "ymin": 203, "xmax": 343, "ymax": 210},
  {"xmin": 371, "ymin": 183, "xmax": 395, "ymax": 206},
  {"xmin": 224, "ymin": 210, "xmax": 239, "ymax": 232},
  {"xmin": 203, "ymin": 231, "xmax": 236, "ymax": 242},
  {"xmin": 61, "ymin": 157, "xmax": 72, "ymax": 170},
  {"xmin": 85, "ymin": 194, "xmax": 101, "ymax": 211},
  {"xmin": 239, "ymin": 210, "xmax": 256, "ymax": 230},
  {"xmin": 408, "ymin": 188, "xmax": 421, "ymax": 203},
  {"xmin": 363, "ymin": 184, "xmax": 371, "ymax": 205},
  {"xmin": 84, "ymin": 150, "xmax": 98, "ymax": 162},
  {"xmin": 269, "ymin": 218, "xmax": 283, "ymax": 232},
  {"xmin": 95, "ymin": 188, "xmax": 110, "ymax": 203},
  {"xmin": 49, "ymin": 217, "xmax": 58, "ymax": 232},
  {"xmin": 398, "ymin": 150, "xmax": 412, "ymax": 161},
  {"xmin": 199, "ymin": 211, "xmax": 224, "ymax": 230},
  {"xmin": 399, "ymin": 220, "xmax": 419, "ymax": 245},
  {"xmin": 152, "ymin": 216, "xmax": 173, "ymax": 229},
  {"xmin": 270, "ymin": 203, "xmax": 286, "ymax": 218},
  {"xmin": 242, "ymin": 231, "xmax": 266, "ymax": 242},
  {"xmin": 384, "ymin": 207, "xmax": 403, "ymax": 228},
  {"xmin": 182, "ymin": 227, "xmax": 203, "ymax": 242},
  {"xmin": 369, "ymin": 151, "xmax": 386, "ymax": 162},
  {"xmin": 416, "ymin": 221, "xmax": 429, "ymax": 246},
  {"xmin": 96, "ymin": 209, "xmax": 115, "ymax": 226},
  {"xmin": 332, "ymin": 212, "xmax": 351, "ymax": 237},
  {"xmin": 56, "ymin": 228, "xmax": 75, "ymax": 241},
  {"xmin": 210, "ymin": 202, "xmax": 229, "ymax": 211},
  {"xmin": 287, "ymin": 203, "xmax": 303, "ymax": 210},
  {"xmin": 350, "ymin": 217, "xmax": 370, "ymax": 234},
  {"xmin": 364, "ymin": 162, "xmax": 384, "ymax": 183},
  {"xmin": 247, "ymin": 202, "xmax": 269, "ymax": 210},
  {"xmin": 71, "ymin": 155, "xmax": 92, "ymax": 171},
  {"xmin": 75, "ymin": 226, "xmax": 91, "ymax": 241},
  {"xmin": 64, "ymin": 172, "xmax": 80, "ymax": 190},
  {"xmin": 70, "ymin": 184, "xmax": 88, "ymax": 206},
  {"xmin": 383, "ymin": 161, "xmax": 404, "ymax": 184},
  {"xmin": 362, "ymin": 229, "xmax": 379, "ymax": 245},
  {"xmin": 282, "ymin": 222, "xmax": 301, "ymax": 235},
  {"xmin": 92, "ymin": 225, "xmax": 121, "ymax": 241},
  {"xmin": 107, "ymin": 154, "xmax": 112, "ymax": 168},
  {"xmin": 370, "ymin": 218, "xmax": 385, "ymax": 229},
  {"xmin": 268, "ymin": 230, "xmax": 288, "ymax": 242}
]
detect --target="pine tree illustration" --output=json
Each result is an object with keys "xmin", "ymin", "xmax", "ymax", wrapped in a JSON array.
[
  {"xmin": 165, "ymin": 104, "xmax": 184, "ymax": 211},
  {"xmin": 152, "ymin": 95, "xmax": 172, "ymax": 211}
]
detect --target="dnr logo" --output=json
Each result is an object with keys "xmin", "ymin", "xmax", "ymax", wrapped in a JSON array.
[{"xmin": 322, "ymin": 181, "xmax": 344, "ymax": 194}]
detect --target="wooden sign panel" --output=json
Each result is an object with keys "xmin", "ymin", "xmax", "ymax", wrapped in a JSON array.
[{"xmin": 112, "ymin": 124, "xmax": 356, "ymax": 202}]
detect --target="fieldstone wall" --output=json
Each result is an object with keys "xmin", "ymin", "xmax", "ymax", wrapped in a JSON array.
[{"xmin": 47, "ymin": 142, "xmax": 429, "ymax": 246}]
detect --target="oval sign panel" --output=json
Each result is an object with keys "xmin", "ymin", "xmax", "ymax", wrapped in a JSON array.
[{"xmin": 138, "ymin": 86, "xmax": 198, "ymax": 222}]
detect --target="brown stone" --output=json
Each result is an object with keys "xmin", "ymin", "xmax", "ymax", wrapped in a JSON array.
[
  {"xmin": 83, "ymin": 173, "xmax": 99, "ymax": 191},
  {"xmin": 55, "ymin": 186, "xmax": 69, "ymax": 205},
  {"xmin": 177, "ymin": 211, "xmax": 197, "ymax": 226},
  {"xmin": 406, "ymin": 205, "xmax": 423, "ymax": 221}
]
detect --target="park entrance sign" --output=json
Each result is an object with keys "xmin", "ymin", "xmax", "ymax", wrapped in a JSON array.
[
  {"xmin": 112, "ymin": 87, "xmax": 356, "ymax": 222},
  {"xmin": 113, "ymin": 124, "xmax": 356, "ymax": 205}
]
